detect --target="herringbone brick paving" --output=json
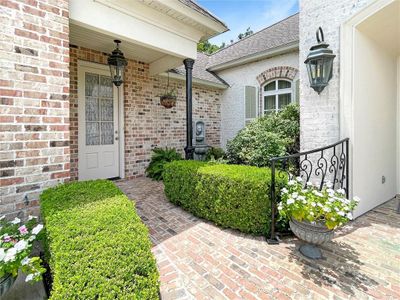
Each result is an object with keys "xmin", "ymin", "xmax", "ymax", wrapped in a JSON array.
[{"xmin": 117, "ymin": 178, "xmax": 400, "ymax": 300}]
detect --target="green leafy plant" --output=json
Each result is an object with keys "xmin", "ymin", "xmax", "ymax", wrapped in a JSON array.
[
  {"xmin": 0, "ymin": 216, "xmax": 45, "ymax": 281},
  {"xmin": 40, "ymin": 180, "xmax": 159, "ymax": 299},
  {"xmin": 205, "ymin": 147, "xmax": 226, "ymax": 161},
  {"xmin": 146, "ymin": 147, "xmax": 182, "ymax": 181},
  {"xmin": 163, "ymin": 160, "xmax": 287, "ymax": 235},
  {"xmin": 227, "ymin": 103, "xmax": 300, "ymax": 166},
  {"xmin": 278, "ymin": 178, "xmax": 360, "ymax": 229}
]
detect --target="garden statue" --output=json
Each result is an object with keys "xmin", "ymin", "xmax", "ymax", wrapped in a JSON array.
[{"xmin": 193, "ymin": 120, "xmax": 208, "ymax": 160}]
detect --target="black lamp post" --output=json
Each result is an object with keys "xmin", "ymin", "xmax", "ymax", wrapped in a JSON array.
[
  {"xmin": 108, "ymin": 40, "xmax": 127, "ymax": 87},
  {"xmin": 304, "ymin": 27, "xmax": 335, "ymax": 94}
]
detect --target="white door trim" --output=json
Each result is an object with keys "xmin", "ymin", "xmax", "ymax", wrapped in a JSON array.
[
  {"xmin": 339, "ymin": 0, "xmax": 397, "ymax": 200},
  {"xmin": 77, "ymin": 60, "xmax": 125, "ymax": 180}
]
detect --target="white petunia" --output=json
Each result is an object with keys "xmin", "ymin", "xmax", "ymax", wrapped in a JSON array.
[
  {"xmin": 296, "ymin": 176, "xmax": 303, "ymax": 182},
  {"xmin": 32, "ymin": 224, "xmax": 43, "ymax": 235},
  {"xmin": 281, "ymin": 188, "xmax": 288, "ymax": 194},
  {"xmin": 25, "ymin": 274, "xmax": 34, "ymax": 282},
  {"xmin": 306, "ymin": 182, "xmax": 313, "ymax": 187},
  {"xmin": 28, "ymin": 215, "xmax": 38, "ymax": 221},
  {"xmin": 323, "ymin": 207, "xmax": 331, "ymax": 213},
  {"xmin": 21, "ymin": 257, "xmax": 30, "ymax": 266},
  {"xmin": 28, "ymin": 235, "xmax": 36, "ymax": 242},
  {"xmin": 337, "ymin": 211, "xmax": 345, "ymax": 216},
  {"xmin": 288, "ymin": 180, "xmax": 296, "ymax": 186},
  {"xmin": 313, "ymin": 190, "xmax": 323, "ymax": 197},
  {"xmin": 11, "ymin": 217, "xmax": 21, "ymax": 225},
  {"xmin": 287, "ymin": 198, "xmax": 295, "ymax": 205},
  {"xmin": 327, "ymin": 188, "xmax": 334, "ymax": 195},
  {"xmin": 4, "ymin": 248, "xmax": 17, "ymax": 262},
  {"xmin": 347, "ymin": 212, "xmax": 353, "ymax": 220},
  {"xmin": 298, "ymin": 196, "xmax": 306, "ymax": 201},
  {"xmin": 317, "ymin": 203, "xmax": 323, "ymax": 208},
  {"xmin": 14, "ymin": 240, "xmax": 28, "ymax": 252},
  {"xmin": 292, "ymin": 192, "xmax": 298, "ymax": 199},
  {"xmin": 310, "ymin": 211, "xmax": 314, "ymax": 216},
  {"xmin": 353, "ymin": 196, "xmax": 361, "ymax": 202},
  {"xmin": 311, "ymin": 202, "xmax": 316, "ymax": 207},
  {"xmin": 334, "ymin": 207, "xmax": 339, "ymax": 212},
  {"xmin": 337, "ymin": 188, "xmax": 346, "ymax": 195},
  {"xmin": 0, "ymin": 248, "xmax": 5, "ymax": 262},
  {"xmin": 325, "ymin": 181, "xmax": 333, "ymax": 189}
]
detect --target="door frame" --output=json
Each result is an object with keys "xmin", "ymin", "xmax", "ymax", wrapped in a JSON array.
[
  {"xmin": 340, "ymin": 0, "xmax": 399, "ymax": 209},
  {"xmin": 77, "ymin": 60, "xmax": 125, "ymax": 180}
]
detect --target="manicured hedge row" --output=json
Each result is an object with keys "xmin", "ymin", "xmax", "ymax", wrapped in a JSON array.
[
  {"xmin": 40, "ymin": 180, "xmax": 159, "ymax": 300},
  {"xmin": 163, "ymin": 161, "xmax": 286, "ymax": 235}
]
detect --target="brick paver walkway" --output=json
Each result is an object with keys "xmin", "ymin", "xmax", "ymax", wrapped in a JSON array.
[{"xmin": 117, "ymin": 178, "xmax": 400, "ymax": 300}]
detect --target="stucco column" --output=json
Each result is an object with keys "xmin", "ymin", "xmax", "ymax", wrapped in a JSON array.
[{"xmin": 183, "ymin": 58, "xmax": 195, "ymax": 159}]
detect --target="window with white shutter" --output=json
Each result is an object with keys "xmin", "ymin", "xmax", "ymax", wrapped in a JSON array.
[{"xmin": 244, "ymin": 86, "xmax": 257, "ymax": 125}]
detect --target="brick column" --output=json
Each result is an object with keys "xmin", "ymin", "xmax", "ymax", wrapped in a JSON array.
[{"xmin": 0, "ymin": 0, "xmax": 70, "ymax": 218}]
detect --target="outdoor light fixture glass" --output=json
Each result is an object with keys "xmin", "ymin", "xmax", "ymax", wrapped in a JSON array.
[
  {"xmin": 304, "ymin": 27, "xmax": 335, "ymax": 94},
  {"xmin": 108, "ymin": 40, "xmax": 127, "ymax": 87}
]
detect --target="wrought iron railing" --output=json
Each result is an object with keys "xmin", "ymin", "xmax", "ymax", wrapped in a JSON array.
[{"xmin": 267, "ymin": 138, "xmax": 350, "ymax": 244}]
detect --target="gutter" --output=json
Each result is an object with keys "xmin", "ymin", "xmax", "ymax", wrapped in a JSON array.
[
  {"xmin": 208, "ymin": 41, "xmax": 299, "ymax": 72},
  {"xmin": 159, "ymin": 72, "xmax": 228, "ymax": 90}
]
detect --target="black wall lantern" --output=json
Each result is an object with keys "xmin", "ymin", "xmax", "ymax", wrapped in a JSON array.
[
  {"xmin": 108, "ymin": 40, "xmax": 127, "ymax": 87},
  {"xmin": 304, "ymin": 27, "xmax": 335, "ymax": 94}
]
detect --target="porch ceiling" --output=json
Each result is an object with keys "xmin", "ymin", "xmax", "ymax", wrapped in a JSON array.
[{"xmin": 69, "ymin": 23, "xmax": 166, "ymax": 64}]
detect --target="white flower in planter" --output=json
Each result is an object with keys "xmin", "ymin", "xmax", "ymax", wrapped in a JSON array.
[
  {"xmin": 353, "ymin": 196, "xmax": 361, "ymax": 202},
  {"xmin": 288, "ymin": 180, "xmax": 296, "ymax": 186},
  {"xmin": 313, "ymin": 190, "xmax": 323, "ymax": 197},
  {"xmin": 28, "ymin": 215, "xmax": 38, "ymax": 221},
  {"xmin": 281, "ymin": 188, "xmax": 288, "ymax": 194},
  {"xmin": 347, "ymin": 212, "xmax": 353, "ymax": 220},
  {"xmin": 25, "ymin": 274, "xmax": 34, "ymax": 282},
  {"xmin": 32, "ymin": 224, "xmax": 43, "ymax": 235},
  {"xmin": 15, "ymin": 240, "xmax": 28, "ymax": 252},
  {"xmin": 21, "ymin": 257, "xmax": 30, "ymax": 266},
  {"xmin": 0, "ymin": 248, "xmax": 5, "ymax": 262},
  {"xmin": 4, "ymin": 248, "xmax": 17, "ymax": 262},
  {"xmin": 287, "ymin": 198, "xmax": 295, "ymax": 205},
  {"xmin": 11, "ymin": 217, "xmax": 21, "ymax": 225},
  {"xmin": 338, "ymin": 211, "xmax": 345, "ymax": 216},
  {"xmin": 337, "ymin": 188, "xmax": 346, "ymax": 195},
  {"xmin": 311, "ymin": 202, "xmax": 316, "ymax": 207},
  {"xmin": 296, "ymin": 176, "xmax": 303, "ymax": 182},
  {"xmin": 292, "ymin": 192, "xmax": 298, "ymax": 199},
  {"xmin": 306, "ymin": 181, "xmax": 313, "ymax": 187},
  {"xmin": 323, "ymin": 207, "xmax": 331, "ymax": 213}
]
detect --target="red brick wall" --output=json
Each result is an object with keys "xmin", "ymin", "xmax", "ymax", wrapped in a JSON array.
[
  {"xmin": 0, "ymin": 0, "xmax": 70, "ymax": 218},
  {"xmin": 69, "ymin": 46, "xmax": 221, "ymax": 180}
]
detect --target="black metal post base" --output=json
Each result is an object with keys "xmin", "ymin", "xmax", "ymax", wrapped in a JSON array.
[
  {"xmin": 266, "ymin": 235, "xmax": 280, "ymax": 245},
  {"xmin": 184, "ymin": 146, "xmax": 194, "ymax": 160}
]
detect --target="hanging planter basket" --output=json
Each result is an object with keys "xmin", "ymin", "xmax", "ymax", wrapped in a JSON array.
[
  {"xmin": 160, "ymin": 94, "xmax": 177, "ymax": 109},
  {"xmin": 160, "ymin": 72, "xmax": 177, "ymax": 109}
]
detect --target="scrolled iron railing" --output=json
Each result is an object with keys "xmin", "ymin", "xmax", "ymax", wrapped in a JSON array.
[{"xmin": 267, "ymin": 138, "xmax": 350, "ymax": 244}]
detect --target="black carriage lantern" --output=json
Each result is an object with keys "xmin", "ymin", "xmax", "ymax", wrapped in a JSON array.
[
  {"xmin": 108, "ymin": 40, "xmax": 127, "ymax": 87},
  {"xmin": 304, "ymin": 27, "xmax": 336, "ymax": 94}
]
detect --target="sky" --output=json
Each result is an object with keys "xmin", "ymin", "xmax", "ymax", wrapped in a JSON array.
[{"xmin": 197, "ymin": 0, "xmax": 299, "ymax": 46}]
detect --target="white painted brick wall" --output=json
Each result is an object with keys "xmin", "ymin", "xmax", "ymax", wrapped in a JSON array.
[
  {"xmin": 299, "ymin": 0, "xmax": 373, "ymax": 151},
  {"xmin": 217, "ymin": 52, "xmax": 299, "ymax": 148}
]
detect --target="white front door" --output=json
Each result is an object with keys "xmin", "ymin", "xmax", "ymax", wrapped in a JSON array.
[{"xmin": 78, "ymin": 63, "xmax": 120, "ymax": 180}]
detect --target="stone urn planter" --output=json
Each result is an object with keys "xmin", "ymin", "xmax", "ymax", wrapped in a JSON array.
[
  {"xmin": 0, "ymin": 273, "xmax": 17, "ymax": 297},
  {"xmin": 160, "ymin": 95, "xmax": 176, "ymax": 109},
  {"xmin": 289, "ymin": 218, "xmax": 334, "ymax": 259}
]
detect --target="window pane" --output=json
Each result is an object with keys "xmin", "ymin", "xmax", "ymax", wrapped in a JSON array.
[
  {"xmin": 278, "ymin": 80, "xmax": 291, "ymax": 89},
  {"xmin": 264, "ymin": 96, "xmax": 275, "ymax": 110},
  {"xmin": 278, "ymin": 93, "xmax": 291, "ymax": 109},
  {"xmin": 245, "ymin": 86, "xmax": 257, "ymax": 120},
  {"xmin": 86, "ymin": 122, "xmax": 100, "ymax": 145},
  {"xmin": 100, "ymin": 98, "xmax": 113, "ymax": 121},
  {"xmin": 264, "ymin": 110, "xmax": 274, "ymax": 116},
  {"xmin": 100, "ymin": 76, "xmax": 113, "ymax": 98},
  {"xmin": 85, "ymin": 97, "xmax": 99, "ymax": 121},
  {"xmin": 101, "ymin": 122, "xmax": 114, "ymax": 145},
  {"xmin": 264, "ymin": 81, "xmax": 275, "ymax": 91},
  {"xmin": 85, "ymin": 73, "xmax": 99, "ymax": 97}
]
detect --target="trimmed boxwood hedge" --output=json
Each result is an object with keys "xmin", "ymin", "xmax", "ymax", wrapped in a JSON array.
[
  {"xmin": 40, "ymin": 180, "xmax": 159, "ymax": 300},
  {"xmin": 163, "ymin": 161, "xmax": 286, "ymax": 235}
]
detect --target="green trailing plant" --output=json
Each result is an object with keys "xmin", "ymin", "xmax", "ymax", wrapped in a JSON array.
[
  {"xmin": 146, "ymin": 148, "xmax": 182, "ymax": 181},
  {"xmin": 40, "ymin": 180, "xmax": 159, "ymax": 299},
  {"xmin": 226, "ymin": 103, "xmax": 299, "ymax": 167},
  {"xmin": 205, "ymin": 147, "xmax": 226, "ymax": 161},
  {"xmin": 163, "ymin": 161, "xmax": 287, "ymax": 235}
]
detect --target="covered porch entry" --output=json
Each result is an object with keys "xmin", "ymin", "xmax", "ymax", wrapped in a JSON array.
[
  {"xmin": 341, "ymin": 0, "xmax": 400, "ymax": 216},
  {"xmin": 68, "ymin": 0, "xmax": 227, "ymax": 181}
]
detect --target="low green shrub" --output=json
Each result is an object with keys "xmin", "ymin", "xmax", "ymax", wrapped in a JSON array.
[
  {"xmin": 40, "ymin": 180, "xmax": 159, "ymax": 300},
  {"xmin": 164, "ymin": 161, "xmax": 287, "ymax": 235},
  {"xmin": 227, "ymin": 103, "xmax": 300, "ymax": 167},
  {"xmin": 146, "ymin": 147, "xmax": 182, "ymax": 181}
]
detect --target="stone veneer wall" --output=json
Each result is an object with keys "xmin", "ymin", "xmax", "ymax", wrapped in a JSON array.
[
  {"xmin": 0, "ymin": 0, "xmax": 70, "ymax": 218},
  {"xmin": 70, "ymin": 46, "xmax": 221, "ymax": 180},
  {"xmin": 299, "ymin": 0, "xmax": 373, "ymax": 151}
]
